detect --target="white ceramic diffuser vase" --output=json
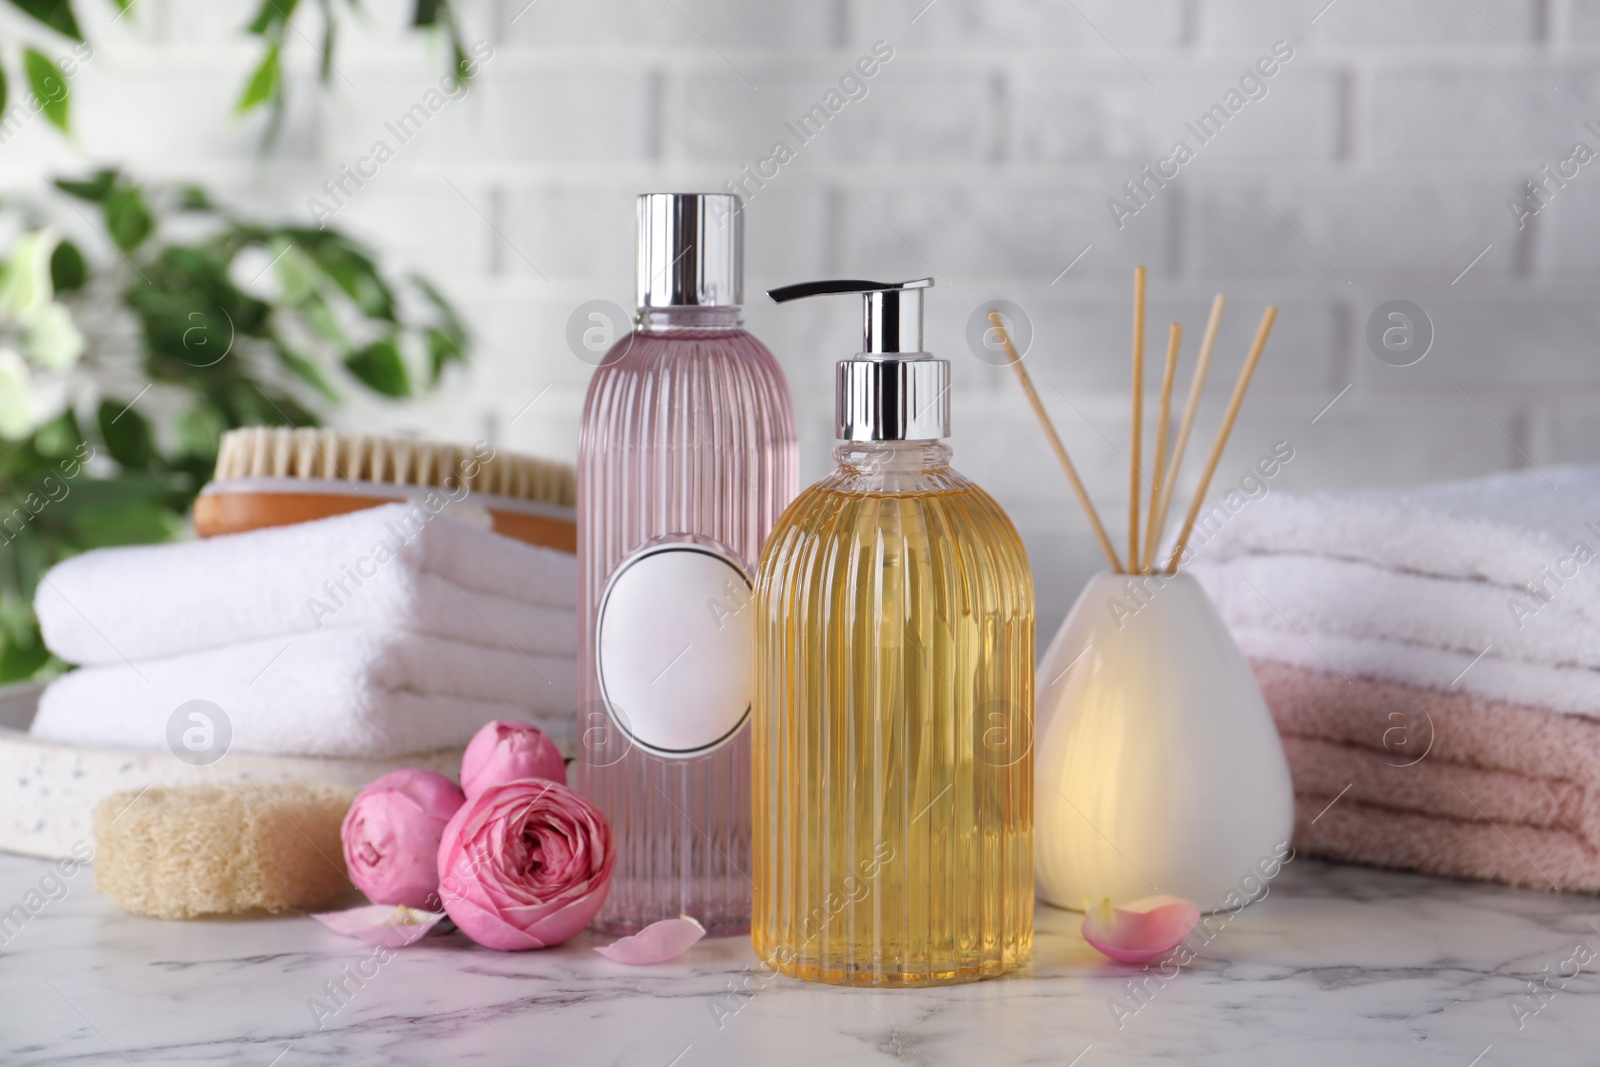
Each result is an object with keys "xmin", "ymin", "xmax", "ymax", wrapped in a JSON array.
[{"xmin": 1034, "ymin": 570, "xmax": 1293, "ymax": 914}]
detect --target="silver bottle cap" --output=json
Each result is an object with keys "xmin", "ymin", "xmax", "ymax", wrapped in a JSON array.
[
  {"xmin": 636, "ymin": 193, "xmax": 743, "ymax": 308},
  {"xmin": 768, "ymin": 278, "xmax": 948, "ymax": 442}
]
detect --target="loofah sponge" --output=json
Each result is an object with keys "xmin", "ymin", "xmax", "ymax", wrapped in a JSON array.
[{"xmin": 93, "ymin": 782, "xmax": 357, "ymax": 919}]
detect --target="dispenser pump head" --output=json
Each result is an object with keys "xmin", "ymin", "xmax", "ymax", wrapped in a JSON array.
[
  {"xmin": 768, "ymin": 277, "xmax": 933, "ymax": 354},
  {"xmin": 769, "ymin": 278, "xmax": 948, "ymax": 442}
]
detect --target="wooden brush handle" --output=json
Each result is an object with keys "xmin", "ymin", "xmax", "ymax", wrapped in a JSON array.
[{"xmin": 193, "ymin": 492, "xmax": 577, "ymax": 554}]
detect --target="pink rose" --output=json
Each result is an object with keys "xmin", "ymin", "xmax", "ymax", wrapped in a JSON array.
[
  {"xmin": 459, "ymin": 720, "xmax": 567, "ymax": 799},
  {"xmin": 342, "ymin": 769, "xmax": 465, "ymax": 909},
  {"xmin": 436, "ymin": 778, "xmax": 614, "ymax": 950}
]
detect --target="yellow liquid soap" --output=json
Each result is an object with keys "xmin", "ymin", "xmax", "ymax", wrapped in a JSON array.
[{"xmin": 751, "ymin": 440, "xmax": 1034, "ymax": 986}]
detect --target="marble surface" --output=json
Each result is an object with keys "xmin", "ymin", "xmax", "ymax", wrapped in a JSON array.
[{"xmin": 3, "ymin": 853, "xmax": 1599, "ymax": 1066}]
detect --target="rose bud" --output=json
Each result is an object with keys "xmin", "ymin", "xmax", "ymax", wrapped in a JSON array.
[
  {"xmin": 460, "ymin": 720, "xmax": 567, "ymax": 799},
  {"xmin": 436, "ymin": 778, "xmax": 615, "ymax": 950},
  {"xmin": 342, "ymin": 769, "xmax": 465, "ymax": 909}
]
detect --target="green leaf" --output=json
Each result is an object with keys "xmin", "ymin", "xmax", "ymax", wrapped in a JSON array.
[
  {"xmin": 309, "ymin": 237, "xmax": 395, "ymax": 320},
  {"xmin": 176, "ymin": 185, "xmax": 214, "ymax": 212},
  {"xmin": 412, "ymin": 0, "xmax": 444, "ymax": 26},
  {"xmin": 49, "ymin": 239, "xmax": 85, "ymax": 294},
  {"xmin": 0, "ymin": 230, "xmax": 56, "ymax": 317},
  {"xmin": 0, "ymin": 355, "xmax": 35, "ymax": 439},
  {"xmin": 236, "ymin": 42, "xmax": 281, "ymax": 114},
  {"xmin": 0, "ymin": 63, "xmax": 9, "ymax": 117},
  {"xmin": 0, "ymin": 635, "xmax": 50, "ymax": 685},
  {"xmin": 106, "ymin": 183, "xmax": 152, "ymax": 242},
  {"xmin": 319, "ymin": 0, "xmax": 337, "ymax": 83},
  {"xmin": 104, "ymin": 184, "xmax": 154, "ymax": 252},
  {"xmin": 411, "ymin": 274, "xmax": 469, "ymax": 382},
  {"xmin": 31, "ymin": 410, "xmax": 82, "ymax": 459},
  {"xmin": 344, "ymin": 339, "xmax": 410, "ymax": 397},
  {"xmin": 272, "ymin": 341, "xmax": 340, "ymax": 403},
  {"xmin": 298, "ymin": 291, "xmax": 345, "ymax": 345},
  {"xmin": 425, "ymin": 326, "xmax": 464, "ymax": 384},
  {"xmin": 96, "ymin": 398, "xmax": 156, "ymax": 469},
  {"xmin": 3, "ymin": 524, "xmax": 51, "ymax": 608},
  {"xmin": 175, "ymin": 404, "xmax": 228, "ymax": 462},
  {"xmin": 246, "ymin": 0, "xmax": 300, "ymax": 35},
  {"xmin": 23, "ymin": 48, "xmax": 69, "ymax": 132},
  {"xmin": 7, "ymin": 0, "xmax": 83, "ymax": 41},
  {"xmin": 22, "ymin": 304, "xmax": 83, "ymax": 369},
  {"xmin": 54, "ymin": 169, "xmax": 118, "ymax": 203},
  {"xmin": 412, "ymin": 274, "xmax": 467, "ymax": 339}
]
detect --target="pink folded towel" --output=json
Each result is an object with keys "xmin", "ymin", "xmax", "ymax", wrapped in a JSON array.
[
  {"xmin": 1294, "ymin": 798, "xmax": 1598, "ymax": 893},
  {"xmin": 1254, "ymin": 660, "xmax": 1600, "ymax": 892}
]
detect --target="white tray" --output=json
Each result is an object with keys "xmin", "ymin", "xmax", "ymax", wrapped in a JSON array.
[{"xmin": 0, "ymin": 682, "xmax": 465, "ymax": 860}]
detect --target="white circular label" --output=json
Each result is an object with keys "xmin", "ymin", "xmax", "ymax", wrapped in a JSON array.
[{"xmin": 596, "ymin": 543, "xmax": 753, "ymax": 758}]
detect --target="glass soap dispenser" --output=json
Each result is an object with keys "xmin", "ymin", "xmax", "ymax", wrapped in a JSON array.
[{"xmin": 751, "ymin": 277, "xmax": 1035, "ymax": 986}]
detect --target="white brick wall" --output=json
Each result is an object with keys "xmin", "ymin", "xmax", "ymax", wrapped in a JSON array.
[{"xmin": 10, "ymin": 0, "xmax": 1600, "ymax": 632}]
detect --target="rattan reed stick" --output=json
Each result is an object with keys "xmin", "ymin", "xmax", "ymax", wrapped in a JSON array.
[
  {"xmin": 989, "ymin": 311, "xmax": 1124, "ymax": 573},
  {"xmin": 1129, "ymin": 267, "xmax": 1146, "ymax": 574},
  {"xmin": 1152, "ymin": 293, "xmax": 1226, "ymax": 558},
  {"xmin": 1166, "ymin": 306, "xmax": 1278, "ymax": 573},
  {"xmin": 1143, "ymin": 322, "xmax": 1182, "ymax": 573}
]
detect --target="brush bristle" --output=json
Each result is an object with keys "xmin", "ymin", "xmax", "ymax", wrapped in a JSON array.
[{"xmin": 214, "ymin": 428, "xmax": 576, "ymax": 508}]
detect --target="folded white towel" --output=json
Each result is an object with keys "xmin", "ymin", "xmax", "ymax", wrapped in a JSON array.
[
  {"xmin": 1190, "ymin": 464, "xmax": 1600, "ymax": 597},
  {"xmin": 1187, "ymin": 464, "xmax": 1600, "ymax": 710},
  {"xmin": 30, "ymin": 628, "xmax": 575, "ymax": 758},
  {"xmin": 35, "ymin": 504, "xmax": 577, "ymax": 667},
  {"xmin": 1224, "ymin": 625, "xmax": 1600, "ymax": 717},
  {"xmin": 1196, "ymin": 553, "xmax": 1600, "ymax": 671}
]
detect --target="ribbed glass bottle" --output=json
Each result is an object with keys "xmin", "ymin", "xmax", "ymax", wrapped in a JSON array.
[
  {"xmin": 578, "ymin": 305, "xmax": 797, "ymax": 937},
  {"xmin": 752, "ymin": 440, "xmax": 1034, "ymax": 985}
]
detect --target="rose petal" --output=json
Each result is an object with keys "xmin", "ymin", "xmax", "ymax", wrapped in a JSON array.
[
  {"xmin": 311, "ymin": 904, "xmax": 447, "ymax": 949},
  {"xmin": 1081, "ymin": 895, "xmax": 1200, "ymax": 964},
  {"xmin": 594, "ymin": 917, "xmax": 706, "ymax": 965}
]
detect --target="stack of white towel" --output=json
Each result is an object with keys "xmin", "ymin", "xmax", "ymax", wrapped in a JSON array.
[
  {"xmin": 1189, "ymin": 464, "xmax": 1600, "ymax": 712},
  {"xmin": 31, "ymin": 504, "xmax": 577, "ymax": 759}
]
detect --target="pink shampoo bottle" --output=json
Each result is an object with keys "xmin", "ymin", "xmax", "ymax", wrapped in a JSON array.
[{"xmin": 576, "ymin": 193, "xmax": 798, "ymax": 935}]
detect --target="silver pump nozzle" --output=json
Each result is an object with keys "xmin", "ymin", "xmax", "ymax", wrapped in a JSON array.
[{"xmin": 768, "ymin": 278, "xmax": 948, "ymax": 441}]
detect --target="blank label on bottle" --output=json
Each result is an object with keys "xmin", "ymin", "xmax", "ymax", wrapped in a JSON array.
[{"xmin": 596, "ymin": 543, "xmax": 753, "ymax": 758}]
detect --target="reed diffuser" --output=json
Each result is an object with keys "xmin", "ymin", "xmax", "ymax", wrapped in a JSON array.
[{"xmin": 993, "ymin": 270, "xmax": 1294, "ymax": 913}]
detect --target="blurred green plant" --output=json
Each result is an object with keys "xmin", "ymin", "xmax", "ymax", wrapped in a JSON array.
[
  {"xmin": 240, "ymin": 0, "xmax": 470, "ymax": 145},
  {"xmin": 0, "ymin": 0, "xmax": 465, "ymax": 143},
  {"xmin": 0, "ymin": 169, "xmax": 470, "ymax": 682}
]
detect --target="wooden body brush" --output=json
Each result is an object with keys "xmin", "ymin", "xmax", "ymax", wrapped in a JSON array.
[{"xmin": 194, "ymin": 428, "xmax": 577, "ymax": 553}]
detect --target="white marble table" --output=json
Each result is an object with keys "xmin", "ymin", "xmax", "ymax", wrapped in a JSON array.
[{"xmin": 3, "ymin": 852, "xmax": 1598, "ymax": 1066}]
